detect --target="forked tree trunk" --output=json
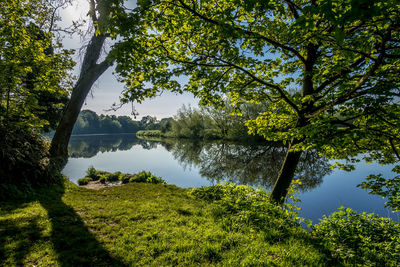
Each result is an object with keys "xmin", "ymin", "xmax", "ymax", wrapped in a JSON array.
[
  {"xmin": 269, "ymin": 139, "xmax": 303, "ymax": 204},
  {"xmin": 50, "ymin": 34, "xmax": 112, "ymax": 168}
]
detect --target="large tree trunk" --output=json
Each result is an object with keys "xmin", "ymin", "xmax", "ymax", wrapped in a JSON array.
[
  {"xmin": 50, "ymin": 34, "xmax": 112, "ymax": 168},
  {"xmin": 269, "ymin": 139, "xmax": 303, "ymax": 204}
]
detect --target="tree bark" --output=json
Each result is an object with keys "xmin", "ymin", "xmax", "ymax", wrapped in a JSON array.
[
  {"xmin": 269, "ymin": 139, "xmax": 303, "ymax": 204},
  {"xmin": 49, "ymin": 34, "xmax": 112, "ymax": 168}
]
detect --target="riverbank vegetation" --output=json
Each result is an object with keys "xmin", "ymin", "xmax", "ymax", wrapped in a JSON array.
[
  {"xmin": 1, "ymin": 179, "xmax": 399, "ymax": 266},
  {"xmin": 161, "ymin": 104, "xmax": 266, "ymax": 142},
  {"xmin": 136, "ymin": 103, "xmax": 267, "ymax": 142},
  {"xmin": 77, "ymin": 167, "xmax": 165, "ymax": 185}
]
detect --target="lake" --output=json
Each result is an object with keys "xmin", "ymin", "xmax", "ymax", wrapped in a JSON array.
[{"xmin": 62, "ymin": 133, "xmax": 399, "ymax": 223}]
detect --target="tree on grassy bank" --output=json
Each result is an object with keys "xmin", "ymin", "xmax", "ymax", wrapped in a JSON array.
[
  {"xmin": 49, "ymin": 0, "xmax": 155, "ymax": 163},
  {"xmin": 115, "ymin": 0, "xmax": 400, "ymax": 203}
]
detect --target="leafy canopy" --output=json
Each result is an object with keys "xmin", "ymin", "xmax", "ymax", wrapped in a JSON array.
[
  {"xmin": 114, "ymin": 0, "xmax": 400, "ymax": 166},
  {"xmin": 0, "ymin": 0, "xmax": 74, "ymax": 131}
]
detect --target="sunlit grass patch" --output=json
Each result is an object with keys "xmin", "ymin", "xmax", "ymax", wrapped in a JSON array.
[{"xmin": 1, "ymin": 180, "xmax": 398, "ymax": 266}]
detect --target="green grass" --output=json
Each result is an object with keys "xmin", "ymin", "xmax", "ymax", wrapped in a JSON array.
[
  {"xmin": 1, "ymin": 179, "xmax": 398, "ymax": 266},
  {"xmin": 0, "ymin": 179, "xmax": 333, "ymax": 266}
]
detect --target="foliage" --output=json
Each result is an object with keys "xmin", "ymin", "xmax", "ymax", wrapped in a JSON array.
[
  {"xmin": 73, "ymin": 110, "xmax": 140, "ymax": 134},
  {"xmin": 189, "ymin": 183, "xmax": 300, "ymax": 234},
  {"xmin": 77, "ymin": 177, "xmax": 92, "ymax": 186},
  {"xmin": 129, "ymin": 171, "xmax": 166, "ymax": 184},
  {"xmin": 123, "ymin": 0, "xmax": 400, "ymax": 160},
  {"xmin": 0, "ymin": 0, "xmax": 74, "ymax": 132},
  {"xmin": 166, "ymin": 103, "xmax": 266, "ymax": 141},
  {"xmin": 0, "ymin": 120, "xmax": 63, "ymax": 199},
  {"xmin": 358, "ymin": 166, "xmax": 400, "ymax": 212},
  {"xmin": 313, "ymin": 207, "xmax": 400, "ymax": 266},
  {"xmin": 0, "ymin": 0, "xmax": 73, "ymax": 190},
  {"xmin": 116, "ymin": 0, "xmax": 400, "ymax": 200},
  {"xmin": 136, "ymin": 130, "xmax": 163, "ymax": 138},
  {"xmin": 77, "ymin": 168, "xmax": 166, "ymax": 186},
  {"xmin": 72, "ymin": 110, "xmax": 173, "ymax": 134},
  {"xmin": 86, "ymin": 166, "xmax": 99, "ymax": 180}
]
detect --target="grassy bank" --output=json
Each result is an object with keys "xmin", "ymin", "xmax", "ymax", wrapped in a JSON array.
[
  {"xmin": 0, "ymin": 179, "xmax": 325, "ymax": 266},
  {"xmin": 1, "ymin": 179, "xmax": 399, "ymax": 266}
]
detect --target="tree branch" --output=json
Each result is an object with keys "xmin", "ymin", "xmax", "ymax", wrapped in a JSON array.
[
  {"xmin": 175, "ymin": 0, "xmax": 306, "ymax": 63},
  {"xmin": 389, "ymin": 138, "xmax": 400, "ymax": 161},
  {"xmin": 314, "ymin": 57, "xmax": 365, "ymax": 95},
  {"xmin": 217, "ymin": 58, "xmax": 300, "ymax": 114}
]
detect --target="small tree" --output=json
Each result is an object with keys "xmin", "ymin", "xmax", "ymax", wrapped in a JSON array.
[{"xmin": 115, "ymin": 0, "xmax": 400, "ymax": 203}]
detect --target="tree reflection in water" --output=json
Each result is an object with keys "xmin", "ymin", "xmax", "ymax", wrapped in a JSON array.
[
  {"xmin": 160, "ymin": 139, "xmax": 331, "ymax": 192},
  {"xmin": 68, "ymin": 135, "xmax": 331, "ymax": 192},
  {"xmin": 68, "ymin": 134, "xmax": 158, "ymax": 158}
]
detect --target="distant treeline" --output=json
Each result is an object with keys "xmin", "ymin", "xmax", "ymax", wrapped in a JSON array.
[
  {"xmin": 75, "ymin": 102, "xmax": 265, "ymax": 141},
  {"xmin": 72, "ymin": 110, "xmax": 173, "ymax": 134},
  {"xmin": 140, "ymin": 103, "xmax": 267, "ymax": 142}
]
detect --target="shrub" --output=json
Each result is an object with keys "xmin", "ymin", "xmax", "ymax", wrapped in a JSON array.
[
  {"xmin": 77, "ymin": 177, "xmax": 93, "ymax": 186},
  {"xmin": 79, "ymin": 168, "xmax": 166, "ymax": 186},
  {"xmin": 105, "ymin": 172, "xmax": 120, "ymax": 182},
  {"xmin": 99, "ymin": 175, "xmax": 107, "ymax": 184},
  {"xmin": 130, "ymin": 171, "xmax": 152, "ymax": 183},
  {"xmin": 129, "ymin": 171, "xmax": 166, "ymax": 184},
  {"xmin": 119, "ymin": 174, "xmax": 131, "ymax": 184},
  {"xmin": 313, "ymin": 207, "xmax": 400, "ymax": 266},
  {"xmin": 145, "ymin": 175, "xmax": 166, "ymax": 184},
  {"xmin": 0, "ymin": 121, "xmax": 61, "ymax": 199},
  {"xmin": 189, "ymin": 183, "xmax": 299, "ymax": 235},
  {"xmin": 86, "ymin": 166, "xmax": 100, "ymax": 180}
]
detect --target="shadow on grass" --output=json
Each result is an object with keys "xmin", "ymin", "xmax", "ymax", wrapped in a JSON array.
[
  {"xmin": 0, "ymin": 214, "xmax": 42, "ymax": 266},
  {"xmin": 0, "ymin": 181, "xmax": 126, "ymax": 266}
]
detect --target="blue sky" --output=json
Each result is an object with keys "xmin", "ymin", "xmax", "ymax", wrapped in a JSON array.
[{"xmin": 59, "ymin": 1, "xmax": 198, "ymax": 120}]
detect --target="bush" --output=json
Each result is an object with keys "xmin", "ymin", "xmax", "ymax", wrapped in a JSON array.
[
  {"xmin": 98, "ymin": 175, "xmax": 106, "ymax": 184},
  {"xmin": 145, "ymin": 175, "xmax": 166, "ymax": 184},
  {"xmin": 86, "ymin": 166, "xmax": 100, "ymax": 180},
  {"xmin": 0, "ymin": 121, "xmax": 61, "ymax": 199},
  {"xmin": 130, "ymin": 171, "xmax": 152, "ymax": 183},
  {"xmin": 119, "ymin": 174, "xmax": 131, "ymax": 184},
  {"xmin": 129, "ymin": 171, "xmax": 166, "ymax": 184},
  {"xmin": 189, "ymin": 183, "xmax": 299, "ymax": 235},
  {"xmin": 77, "ymin": 177, "xmax": 93, "ymax": 186},
  {"xmin": 313, "ymin": 207, "xmax": 400, "ymax": 266},
  {"xmin": 79, "ymin": 168, "xmax": 166, "ymax": 186},
  {"xmin": 105, "ymin": 172, "xmax": 120, "ymax": 182}
]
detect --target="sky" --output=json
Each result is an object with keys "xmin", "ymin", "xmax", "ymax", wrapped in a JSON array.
[{"xmin": 59, "ymin": 1, "xmax": 198, "ymax": 120}]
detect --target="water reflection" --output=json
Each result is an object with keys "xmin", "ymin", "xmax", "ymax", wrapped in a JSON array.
[
  {"xmin": 68, "ymin": 134, "xmax": 158, "ymax": 158},
  {"xmin": 158, "ymin": 139, "xmax": 331, "ymax": 192},
  {"xmin": 68, "ymin": 134, "xmax": 331, "ymax": 192}
]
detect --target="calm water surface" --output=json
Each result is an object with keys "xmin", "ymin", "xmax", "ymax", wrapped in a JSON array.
[{"xmin": 62, "ymin": 133, "xmax": 399, "ymax": 223}]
